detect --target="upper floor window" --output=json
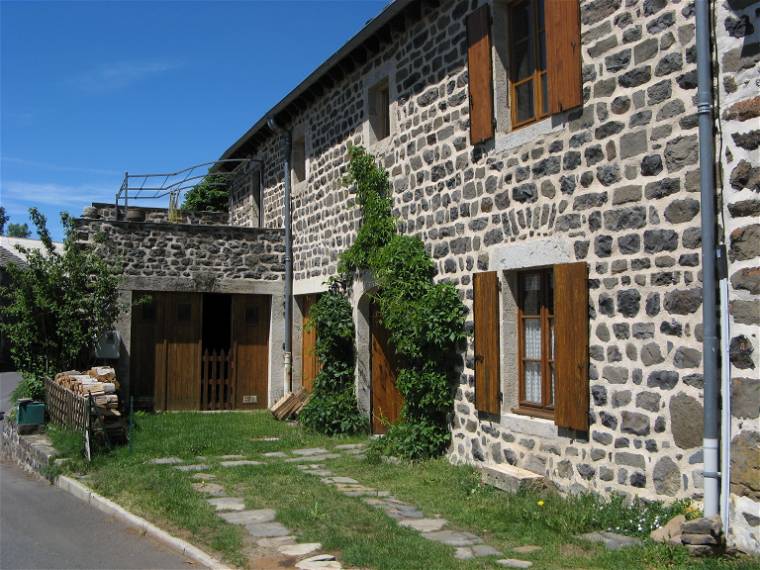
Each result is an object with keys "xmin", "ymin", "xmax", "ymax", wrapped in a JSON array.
[
  {"xmin": 368, "ymin": 78, "xmax": 391, "ymax": 144},
  {"xmin": 509, "ymin": 0, "xmax": 548, "ymax": 128}
]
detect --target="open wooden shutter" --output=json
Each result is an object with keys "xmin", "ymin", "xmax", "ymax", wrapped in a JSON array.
[
  {"xmin": 546, "ymin": 0, "xmax": 582, "ymax": 114},
  {"xmin": 466, "ymin": 4, "xmax": 494, "ymax": 145},
  {"xmin": 554, "ymin": 262, "xmax": 589, "ymax": 431},
  {"xmin": 474, "ymin": 271, "xmax": 500, "ymax": 414}
]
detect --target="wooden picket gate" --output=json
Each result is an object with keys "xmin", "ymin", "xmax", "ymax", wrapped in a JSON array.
[{"xmin": 201, "ymin": 348, "xmax": 235, "ymax": 410}]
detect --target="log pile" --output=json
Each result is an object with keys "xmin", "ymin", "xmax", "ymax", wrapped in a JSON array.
[{"xmin": 53, "ymin": 366, "xmax": 121, "ymax": 415}]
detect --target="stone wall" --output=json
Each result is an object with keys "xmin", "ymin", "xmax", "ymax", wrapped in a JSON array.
[
  {"xmin": 715, "ymin": 0, "xmax": 760, "ymax": 554},
  {"xmin": 74, "ymin": 204, "xmax": 285, "ymax": 291},
  {"xmin": 226, "ymin": 0, "xmax": 758, "ymax": 551},
  {"xmin": 1, "ymin": 419, "xmax": 58, "ymax": 478}
]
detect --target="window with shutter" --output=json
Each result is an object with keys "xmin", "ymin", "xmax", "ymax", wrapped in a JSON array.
[
  {"xmin": 466, "ymin": 4, "xmax": 495, "ymax": 145},
  {"xmin": 474, "ymin": 271, "xmax": 501, "ymax": 414},
  {"xmin": 491, "ymin": 0, "xmax": 582, "ymax": 131},
  {"xmin": 553, "ymin": 262, "xmax": 589, "ymax": 431}
]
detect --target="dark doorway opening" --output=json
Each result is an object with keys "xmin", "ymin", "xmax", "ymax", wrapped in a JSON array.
[{"xmin": 201, "ymin": 293, "xmax": 233, "ymax": 409}]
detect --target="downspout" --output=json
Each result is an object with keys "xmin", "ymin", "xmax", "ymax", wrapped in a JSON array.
[
  {"xmin": 695, "ymin": 0, "xmax": 720, "ymax": 519},
  {"xmin": 267, "ymin": 117, "xmax": 293, "ymax": 396}
]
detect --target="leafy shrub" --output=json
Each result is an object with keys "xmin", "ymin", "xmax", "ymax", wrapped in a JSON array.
[
  {"xmin": 299, "ymin": 281, "xmax": 367, "ymax": 436},
  {"xmin": 0, "ymin": 209, "xmax": 123, "ymax": 378},
  {"xmin": 311, "ymin": 147, "xmax": 465, "ymax": 457},
  {"xmin": 181, "ymin": 174, "xmax": 229, "ymax": 212},
  {"xmin": 10, "ymin": 372, "xmax": 45, "ymax": 403}
]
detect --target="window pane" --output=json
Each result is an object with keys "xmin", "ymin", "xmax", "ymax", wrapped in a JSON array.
[
  {"xmin": 511, "ymin": 1, "xmax": 532, "ymax": 42},
  {"xmin": 549, "ymin": 364, "xmax": 555, "ymax": 406},
  {"xmin": 523, "ymin": 318, "xmax": 541, "ymax": 359},
  {"xmin": 548, "ymin": 317, "xmax": 554, "ymax": 360},
  {"xmin": 547, "ymin": 269, "xmax": 554, "ymax": 314},
  {"xmin": 515, "ymin": 80, "xmax": 534, "ymax": 123},
  {"xmin": 539, "ymin": 31, "xmax": 546, "ymax": 71},
  {"xmin": 525, "ymin": 362, "xmax": 542, "ymax": 403},
  {"xmin": 521, "ymin": 272, "xmax": 541, "ymax": 314},
  {"xmin": 538, "ymin": 0, "xmax": 545, "ymax": 30},
  {"xmin": 512, "ymin": 39, "xmax": 534, "ymax": 80}
]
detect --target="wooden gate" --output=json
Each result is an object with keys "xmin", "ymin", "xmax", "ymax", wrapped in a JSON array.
[
  {"xmin": 201, "ymin": 348, "xmax": 234, "ymax": 409},
  {"xmin": 370, "ymin": 302, "xmax": 403, "ymax": 434},
  {"xmin": 301, "ymin": 294, "xmax": 320, "ymax": 392},
  {"xmin": 154, "ymin": 292, "xmax": 202, "ymax": 411},
  {"xmin": 130, "ymin": 292, "xmax": 160, "ymax": 409},
  {"xmin": 232, "ymin": 294, "xmax": 270, "ymax": 409}
]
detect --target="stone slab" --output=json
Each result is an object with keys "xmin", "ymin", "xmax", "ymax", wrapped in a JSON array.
[
  {"xmin": 220, "ymin": 460, "xmax": 264, "ymax": 467},
  {"xmin": 150, "ymin": 457, "xmax": 183, "ymax": 465},
  {"xmin": 263, "ymin": 452, "xmax": 288, "ymax": 458},
  {"xmin": 580, "ymin": 531, "xmax": 642, "ymax": 550},
  {"xmin": 398, "ymin": 518, "xmax": 448, "ymax": 532},
  {"xmin": 334, "ymin": 444, "xmax": 365, "ymax": 450},
  {"xmin": 422, "ymin": 530, "xmax": 483, "ymax": 546},
  {"xmin": 472, "ymin": 544, "xmax": 501, "ymax": 557},
  {"xmin": 477, "ymin": 463, "xmax": 545, "ymax": 493},
  {"xmin": 295, "ymin": 554, "xmax": 340, "ymax": 570},
  {"xmin": 455, "ymin": 547, "xmax": 474, "ymax": 560},
  {"xmin": 175, "ymin": 464, "xmax": 209, "ymax": 472},
  {"xmin": 497, "ymin": 559, "xmax": 533, "ymax": 568},
  {"xmin": 207, "ymin": 497, "xmax": 246, "ymax": 512},
  {"xmin": 219, "ymin": 509, "xmax": 277, "ymax": 525},
  {"xmin": 257, "ymin": 536, "xmax": 296, "ymax": 548},
  {"xmin": 192, "ymin": 482, "xmax": 226, "ymax": 496},
  {"xmin": 277, "ymin": 543, "xmax": 323, "ymax": 557},
  {"xmin": 322, "ymin": 477, "xmax": 359, "ymax": 485},
  {"xmin": 219, "ymin": 454, "xmax": 245, "ymax": 460},
  {"xmin": 291, "ymin": 448, "xmax": 329, "ymax": 456},
  {"xmin": 245, "ymin": 522, "xmax": 292, "ymax": 538},
  {"xmin": 284, "ymin": 454, "xmax": 341, "ymax": 463},
  {"xmin": 192, "ymin": 473, "xmax": 216, "ymax": 480}
]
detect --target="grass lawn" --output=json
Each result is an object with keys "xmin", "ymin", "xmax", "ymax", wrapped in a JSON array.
[{"xmin": 49, "ymin": 412, "xmax": 759, "ymax": 570}]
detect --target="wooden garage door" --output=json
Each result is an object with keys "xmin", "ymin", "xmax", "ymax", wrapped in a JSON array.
[
  {"xmin": 232, "ymin": 294, "xmax": 270, "ymax": 409},
  {"xmin": 155, "ymin": 292, "xmax": 202, "ymax": 411},
  {"xmin": 301, "ymin": 294, "xmax": 320, "ymax": 392},
  {"xmin": 370, "ymin": 302, "xmax": 403, "ymax": 434}
]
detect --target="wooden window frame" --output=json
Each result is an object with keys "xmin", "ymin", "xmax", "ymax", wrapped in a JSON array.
[
  {"xmin": 514, "ymin": 268, "xmax": 555, "ymax": 419},
  {"xmin": 508, "ymin": 0, "xmax": 549, "ymax": 129},
  {"xmin": 368, "ymin": 79, "xmax": 391, "ymax": 143}
]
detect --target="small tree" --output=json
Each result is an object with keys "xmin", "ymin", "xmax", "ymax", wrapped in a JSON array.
[
  {"xmin": 0, "ymin": 206, "xmax": 8, "ymax": 235},
  {"xmin": 182, "ymin": 174, "xmax": 229, "ymax": 212},
  {"xmin": 7, "ymin": 223, "xmax": 31, "ymax": 238},
  {"xmin": 0, "ymin": 208, "xmax": 122, "ymax": 378}
]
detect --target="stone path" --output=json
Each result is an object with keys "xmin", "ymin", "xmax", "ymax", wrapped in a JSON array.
[
  {"xmin": 295, "ymin": 461, "xmax": 532, "ymax": 565},
  {"xmin": 149, "ymin": 445, "xmax": 539, "ymax": 568}
]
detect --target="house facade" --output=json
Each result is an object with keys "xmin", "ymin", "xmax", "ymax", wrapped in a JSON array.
[{"xmin": 76, "ymin": 0, "xmax": 759, "ymax": 553}]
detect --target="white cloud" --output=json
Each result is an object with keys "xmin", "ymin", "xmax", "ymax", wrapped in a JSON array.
[{"xmin": 71, "ymin": 60, "xmax": 182, "ymax": 93}]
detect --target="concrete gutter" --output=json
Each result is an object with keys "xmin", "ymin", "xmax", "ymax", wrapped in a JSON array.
[{"xmin": 55, "ymin": 476, "xmax": 232, "ymax": 570}]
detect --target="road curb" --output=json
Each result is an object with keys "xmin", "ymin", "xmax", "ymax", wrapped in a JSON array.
[{"xmin": 55, "ymin": 475, "xmax": 233, "ymax": 569}]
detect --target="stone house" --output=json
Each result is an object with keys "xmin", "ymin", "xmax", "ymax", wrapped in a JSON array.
[{"xmin": 75, "ymin": 0, "xmax": 759, "ymax": 554}]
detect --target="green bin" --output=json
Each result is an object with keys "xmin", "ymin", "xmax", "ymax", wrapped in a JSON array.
[{"xmin": 17, "ymin": 400, "xmax": 45, "ymax": 426}]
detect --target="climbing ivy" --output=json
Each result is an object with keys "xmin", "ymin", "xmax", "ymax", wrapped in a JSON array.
[
  {"xmin": 308, "ymin": 146, "xmax": 465, "ymax": 459},
  {"xmin": 298, "ymin": 279, "xmax": 368, "ymax": 436}
]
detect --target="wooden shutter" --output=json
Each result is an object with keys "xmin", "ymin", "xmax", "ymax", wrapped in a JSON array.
[
  {"xmin": 474, "ymin": 271, "xmax": 500, "ymax": 414},
  {"xmin": 546, "ymin": 0, "xmax": 582, "ymax": 114},
  {"xmin": 554, "ymin": 262, "xmax": 589, "ymax": 431},
  {"xmin": 466, "ymin": 4, "xmax": 494, "ymax": 145}
]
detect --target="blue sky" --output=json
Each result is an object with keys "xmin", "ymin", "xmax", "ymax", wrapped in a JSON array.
[{"xmin": 1, "ymin": 0, "xmax": 386, "ymax": 241}]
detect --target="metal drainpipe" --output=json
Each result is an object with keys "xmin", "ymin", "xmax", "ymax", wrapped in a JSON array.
[
  {"xmin": 695, "ymin": 0, "xmax": 720, "ymax": 519},
  {"xmin": 267, "ymin": 117, "xmax": 294, "ymax": 396}
]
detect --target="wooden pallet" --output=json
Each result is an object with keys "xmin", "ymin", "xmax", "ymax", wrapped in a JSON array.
[{"xmin": 271, "ymin": 389, "xmax": 311, "ymax": 421}]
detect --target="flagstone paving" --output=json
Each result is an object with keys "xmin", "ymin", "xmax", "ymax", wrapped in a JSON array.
[{"xmin": 150, "ymin": 444, "xmax": 537, "ymax": 568}]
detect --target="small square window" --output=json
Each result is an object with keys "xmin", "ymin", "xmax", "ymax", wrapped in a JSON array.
[
  {"xmin": 292, "ymin": 136, "xmax": 306, "ymax": 184},
  {"xmin": 368, "ymin": 79, "xmax": 391, "ymax": 143}
]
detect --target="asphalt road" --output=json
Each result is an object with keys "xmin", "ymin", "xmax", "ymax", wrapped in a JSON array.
[
  {"xmin": 0, "ymin": 371, "xmax": 22, "ymax": 416},
  {"xmin": 0, "ymin": 461, "xmax": 199, "ymax": 570}
]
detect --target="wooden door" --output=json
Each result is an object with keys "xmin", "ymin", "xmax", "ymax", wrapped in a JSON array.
[
  {"xmin": 130, "ymin": 292, "xmax": 159, "ymax": 409},
  {"xmin": 301, "ymin": 294, "xmax": 320, "ymax": 392},
  {"xmin": 232, "ymin": 294, "xmax": 270, "ymax": 409},
  {"xmin": 370, "ymin": 302, "xmax": 403, "ymax": 434},
  {"xmin": 160, "ymin": 293, "xmax": 202, "ymax": 411}
]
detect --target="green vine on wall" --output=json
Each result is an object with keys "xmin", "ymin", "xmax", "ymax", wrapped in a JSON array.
[{"xmin": 304, "ymin": 146, "xmax": 466, "ymax": 459}]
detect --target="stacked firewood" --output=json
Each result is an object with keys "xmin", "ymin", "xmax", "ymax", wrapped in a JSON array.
[{"xmin": 54, "ymin": 367, "xmax": 121, "ymax": 414}]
